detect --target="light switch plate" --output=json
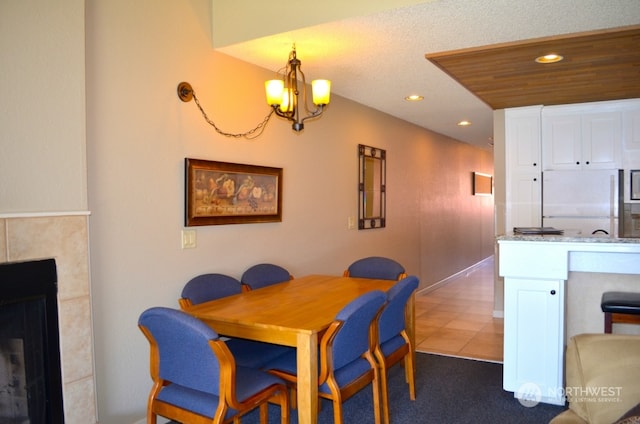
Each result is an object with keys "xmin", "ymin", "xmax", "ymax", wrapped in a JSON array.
[{"xmin": 181, "ymin": 229, "xmax": 196, "ymax": 249}]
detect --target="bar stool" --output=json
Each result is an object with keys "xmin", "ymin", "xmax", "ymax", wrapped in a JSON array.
[{"xmin": 600, "ymin": 291, "xmax": 640, "ymax": 333}]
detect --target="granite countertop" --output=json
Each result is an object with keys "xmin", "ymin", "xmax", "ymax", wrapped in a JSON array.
[{"xmin": 498, "ymin": 234, "xmax": 640, "ymax": 243}]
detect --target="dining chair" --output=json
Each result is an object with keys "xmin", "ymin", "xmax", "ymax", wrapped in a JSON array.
[
  {"xmin": 343, "ymin": 256, "xmax": 407, "ymax": 281},
  {"xmin": 138, "ymin": 306, "xmax": 290, "ymax": 424},
  {"xmin": 374, "ymin": 275, "xmax": 420, "ymax": 424},
  {"xmin": 179, "ymin": 273, "xmax": 243, "ymax": 309},
  {"xmin": 178, "ymin": 273, "xmax": 291, "ymax": 369},
  {"xmin": 263, "ymin": 290, "xmax": 387, "ymax": 424},
  {"xmin": 241, "ymin": 263, "xmax": 293, "ymax": 291}
]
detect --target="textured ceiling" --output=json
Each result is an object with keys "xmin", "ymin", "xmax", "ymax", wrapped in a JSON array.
[{"xmin": 218, "ymin": 0, "xmax": 640, "ymax": 150}]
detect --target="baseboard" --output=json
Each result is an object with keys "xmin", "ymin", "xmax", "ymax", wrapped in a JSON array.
[
  {"xmin": 416, "ymin": 350, "xmax": 503, "ymax": 365},
  {"xmin": 416, "ymin": 255, "xmax": 494, "ymax": 295}
]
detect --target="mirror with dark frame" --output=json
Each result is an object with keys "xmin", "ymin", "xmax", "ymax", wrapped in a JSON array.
[{"xmin": 358, "ymin": 144, "xmax": 386, "ymax": 229}]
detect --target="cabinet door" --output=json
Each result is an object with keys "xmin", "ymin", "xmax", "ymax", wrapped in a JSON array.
[
  {"xmin": 507, "ymin": 110, "xmax": 541, "ymax": 172},
  {"xmin": 503, "ymin": 277, "xmax": 565, "ymax": 405},
  {"xmin": 505, "ymin": 106, "xmax": 542, "ymax": 230},
  {"xmin": 507, "ymin": 173, "xmax": 541, "ymax": 229},
  {"xmin": 542, "ymin": 114, "xmax": 582, "ymax": 170},
  {"xmin": 582, "ymin": 111, "xmax": 621, "ymax": 169}
]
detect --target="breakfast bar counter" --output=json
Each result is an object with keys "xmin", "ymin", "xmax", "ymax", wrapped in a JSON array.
[{"xmin": 497, "ymin": 235, "xmax": 640, "ymax": 405}]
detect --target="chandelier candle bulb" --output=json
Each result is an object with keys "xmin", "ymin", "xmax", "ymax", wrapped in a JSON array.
[
  {"xmin": 312, "ymin": 79, "xmax": 331, "ymax": 105},
  {"xmin": 280, "ymin": 88, "xmax": 293, "ymax": 113},
  {"xmin": 265, "ymin": 80, "xmax": 284, "ymax": 106}
]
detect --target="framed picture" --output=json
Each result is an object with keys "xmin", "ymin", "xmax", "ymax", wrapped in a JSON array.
[
  {"xmin": 185, "ymin": 158, "xmax": 282, "ymax": 226},
  {"xmin": 632, "ymin": 170, "xmax": 640, "ymax": 201},
  {"xmin": 473, "ymin": 172, "xmax": 493, "ymax": 196}
]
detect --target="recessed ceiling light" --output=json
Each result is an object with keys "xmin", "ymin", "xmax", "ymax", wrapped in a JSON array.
[
  {"xmin": 457, "ymin": 120, "xmax": 472, "ymax": 126},
  {"xmin": 535, "ymin": 53, "xmax": 563, "ymax": 64},
  {"xmin": 404, "ymin": 94, "xmax": 424, "ymax": 101}
]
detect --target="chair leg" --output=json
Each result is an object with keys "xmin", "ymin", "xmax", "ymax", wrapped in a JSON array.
[
  {"xmin": 379, "ymin": 364, "xmax": 390, "ymax": 424},
  {"xmin": 332, "ymin": 398, "xmax": 343, "ymax": 424},
  {"xmin": 280, "ymin": 390, "xmax": 290, "ymax": 424},
  {"xmin": 371, "ymin": 372, "xmax": 382, "ymax": 424},
  {"xmin": 406, "ymin": 353, "xmax": 416, "ymax": 400},
  {"xmin": 604, "ymin": 312, "xmax": 613, "ymax": 333},
  {"xmin": 259, "ymin": 402, "xmax": 268, "ymax": 424}
]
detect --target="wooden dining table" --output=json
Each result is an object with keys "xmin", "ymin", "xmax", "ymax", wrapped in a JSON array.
[{"xmin": 184, "ymin": 274, "xmax": 415, "ymax": 424}]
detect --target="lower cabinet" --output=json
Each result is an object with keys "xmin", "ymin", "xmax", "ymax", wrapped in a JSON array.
[{"xmin": 503, "ymin": 277, "xmax": 565, "ymax": 406}]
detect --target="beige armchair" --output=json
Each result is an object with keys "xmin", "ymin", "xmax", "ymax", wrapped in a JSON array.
[{"xmin": 550, "ymin": 333, "xmax": 640, "ymax": 424}]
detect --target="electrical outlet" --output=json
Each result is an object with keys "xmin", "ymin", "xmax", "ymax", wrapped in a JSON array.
[
  {"xmin": 347, "ymin": 216, "xmax": 355, "ymax": 230},
  {"xmin": 181, "ymin": 229, "xmax": 196, "ymax": 249}
]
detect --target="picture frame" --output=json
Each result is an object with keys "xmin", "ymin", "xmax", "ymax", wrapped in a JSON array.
[
  {"xmin": 185, "ymin": 158, "xmax": 283, "ymax": 226},
  {"xmin": 631, "ymin": 170, "xmax": 640, "ymax": 201},
  {"xmin": 473, "ymin": 172, "xmax": 493, "ymax": 196}
]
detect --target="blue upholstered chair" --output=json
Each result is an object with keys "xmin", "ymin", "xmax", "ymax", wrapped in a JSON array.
[
  {"xmin": 138, "ymin": 307, "xmax": 289, "ymax": 424},
  {"xmin": 178, "ymin": 273, "xmax": 290, "ymax": 369},
  {"xmin": 343, "ymin": 257, "xmax": 407, "ymax": 281},
  {"xmin": 179, "ymin": 273, "xmax": 243, "ymax": 309},
  {"xmin": 375, "ymin": 275, "xmax": 420, "ymax": 424},
  {"xmin": 263, "ymin": 290, "xmax": 387, "ymax": 424},
  {"xmin": 241, "ymin": 263, "xmax": 293, "ymax": 291}
]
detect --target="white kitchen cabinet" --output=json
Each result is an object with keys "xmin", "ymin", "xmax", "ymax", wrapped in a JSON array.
[
  {"xmin": 498, "ymin": 238, "xmax": 640, "ymax": 406},
  {"xmin": 503, "ymin": 277, "xmax": 565, "ymax": 405},
  {"xmin": 542, "ymin": 107, "xmax": 621, "ymax": 170},
  {"xmin": 509, "ymin": 173, "xmax": 541, "ymax": 228},
  {"xmin": 505, "ymin": 106, "xmax": 542, "ymax": 230}
]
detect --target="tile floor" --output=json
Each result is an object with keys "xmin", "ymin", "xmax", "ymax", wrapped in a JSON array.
[{"xmin": 414, "ymin": 257, "xmax": 504, "ymax": 363}]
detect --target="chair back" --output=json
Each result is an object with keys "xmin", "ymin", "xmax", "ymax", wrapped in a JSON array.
[
  {"xmin": 180, "ymin": 273, "xmax": 242, "ymax": 308},
  {"xmin": 378, "ymin": 276, "xmax": 419, "ymax": 344},
  {"xmin": 346, "ymin": 256, "xmax": 406, "ymax": 280},
  {"xmin": 138, "ymin": 307, "xmax": 221, "ymax": 396},
  {"xmin": 330, "ymin": 290, "xmax": 386, "ymax": 370},
  {"xmin": 241, "ymin": 263, "xmax": 291, "ymax": 290}
]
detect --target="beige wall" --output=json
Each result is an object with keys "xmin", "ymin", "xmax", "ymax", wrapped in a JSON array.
[
  {"xmin": 2, "ymin": 1, "xmax": 493, "ymax": 423},
  {"xmin": 0, "ymin": 0, "xmax": 87, "ymax": 213}
]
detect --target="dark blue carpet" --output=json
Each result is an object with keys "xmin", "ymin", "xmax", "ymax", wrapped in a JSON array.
[{"xmin": 175, "ymin": 352, "xmax": 567, "ymax": 423}]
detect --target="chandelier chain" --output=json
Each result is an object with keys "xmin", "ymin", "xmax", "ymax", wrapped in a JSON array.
[{"xmin": 191, "ymin": 89, "xmax": 275, "ymax": 140}]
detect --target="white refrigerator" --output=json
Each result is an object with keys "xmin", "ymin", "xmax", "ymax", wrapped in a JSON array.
[{"xmin": 542, "ymin": 169, "xmax": 620, "ymax": 236}]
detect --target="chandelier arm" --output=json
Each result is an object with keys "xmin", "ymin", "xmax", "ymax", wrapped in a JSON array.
[{"xmin": 299, "ymin": 105, "xmax": 326, "ymax": 125}]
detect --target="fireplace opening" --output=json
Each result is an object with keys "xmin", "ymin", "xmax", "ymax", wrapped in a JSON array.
[{"xmin": 0, "ymin": 259, "xmax": 64, "ymax": 424}]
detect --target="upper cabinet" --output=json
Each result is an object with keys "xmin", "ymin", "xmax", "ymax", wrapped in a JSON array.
[
  {"xmin": 542, "ymin": 105, "xmax": 622, "ymax": 170},
  {"xmin": 506, "ymin": 106, "xmax": 542, "ymax": 173}
]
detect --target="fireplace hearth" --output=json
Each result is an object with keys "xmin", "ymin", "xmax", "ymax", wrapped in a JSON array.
[{"xmin": 0, "ymin": 259, "xmax": 64, "ymax": 424}]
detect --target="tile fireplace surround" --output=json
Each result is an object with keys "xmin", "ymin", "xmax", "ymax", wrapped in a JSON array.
[{"xmin": 0, "ymin": 214, "xmax": 97, "ymax": 424}]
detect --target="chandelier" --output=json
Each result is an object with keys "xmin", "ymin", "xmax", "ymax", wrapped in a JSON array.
[
  {"xmin": 265, "ymin": 46, "xmax": 331, "ymax": 132},
  {"xmin": 177, "ymin": 46, "xmax": 331, "ymax": 138}
]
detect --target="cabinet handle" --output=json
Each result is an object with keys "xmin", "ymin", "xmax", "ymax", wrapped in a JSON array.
[
  {"xmin": 576, "ymin": 161, "xmax": 580, "ymax": 165},
  {"xmin": 533, "ymin": 163, "xmax": 537, "ymax": 167},
  {"xmin": 533, "ymin": 177, "xmax": 537, "ymax": 181},
  {"xmin": 586, "ymin": 161, "xmax": 590, "ymax": 165},
  {"xmin": 550, "ymin": 290, "xmax": 556, "ymax": 295}
]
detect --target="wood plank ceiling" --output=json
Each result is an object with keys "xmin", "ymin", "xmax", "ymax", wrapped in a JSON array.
[{"xmin": 425, "ymin": 25, "xmax": 640, "ymax": 110}]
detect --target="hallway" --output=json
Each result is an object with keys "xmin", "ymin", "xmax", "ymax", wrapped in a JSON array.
[{"xmin": 414, "ymin": 257, "xmax": 503, "ymax": 363}]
